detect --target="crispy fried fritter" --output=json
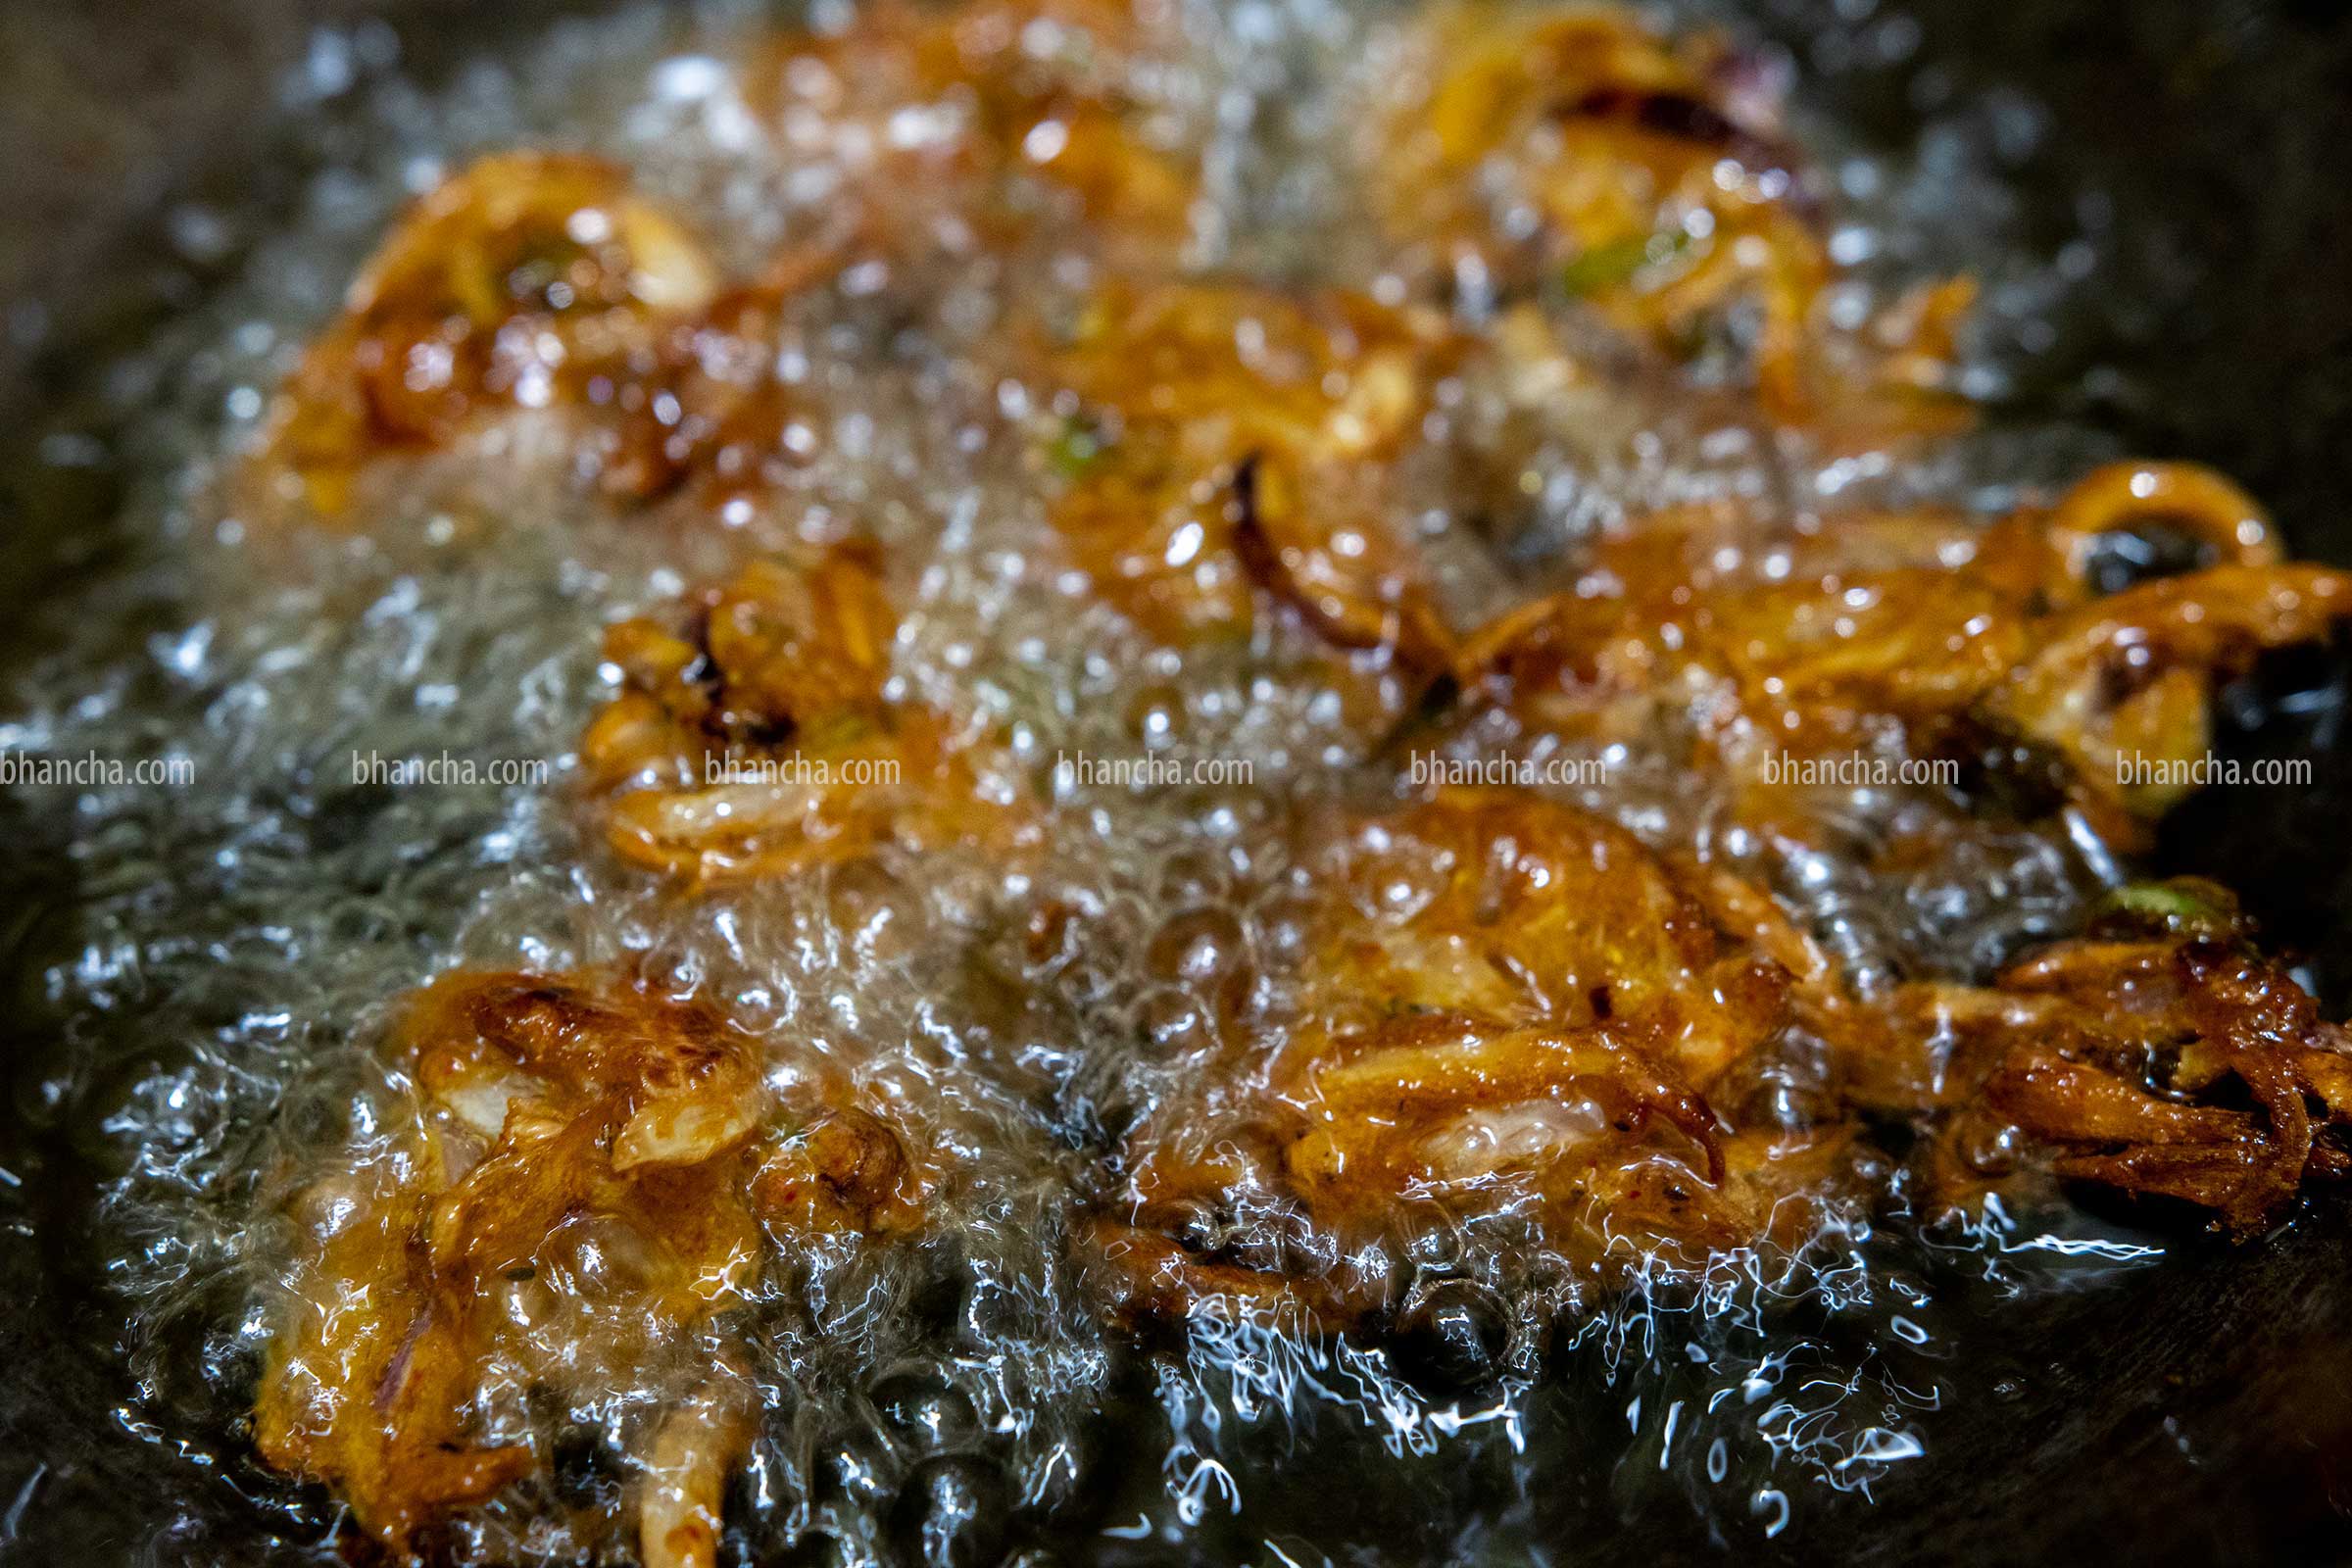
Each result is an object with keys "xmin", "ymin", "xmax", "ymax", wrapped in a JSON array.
[
  {"xmin": 1037, "ymin": 281, "xmax": 1462, "ymax": 668},
  {"xmin": 254, "ymin": 153, "xmax": 719, "ymax": 514},
  {"xmin": 255, "ymin": 968, "xmax": 931, "ymax": 1556},
  {"xmin": 579, "ymin": 545, "xmax": 1036, "ymax": 885},
  {"xmin": 1892, "ymin": 884, "xmax": 2352, "ymax": 1233},
  {"xmin": 1452, "ymin": 462, "xmax": 2350, "ymax": 848},
  {"xmin": 1093, "ymin": 788, "xmax": 1865, "ymax": 1326},
  {"xmin": 1381, "ymin": 5, "xmax": 1971, "ymax": 433}
]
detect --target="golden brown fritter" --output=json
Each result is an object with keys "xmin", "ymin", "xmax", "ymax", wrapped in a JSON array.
[
  {"xmin": 255, "ymin": 968, "xmax": 931, "ymax": 1560},
  {"xmin": 1451, "ymin": 462, "xmax": 2350, "ymax": 848},
  {"xmin": 254, "ymin": 153, "xmax": 719, "ymax": 514},
  {"xmin": 579, "ymin": 545, "xmax": 1037, "ymax": 885},
  {"xmin": 1092, "ymin": 788, "xmax": 1867, "ymax": 1327},
  {"xmin": 1885, "ymin": 883, "xmax": 2352, "ymax": 1234},
  {"xmin": 1380, "ymin": 5, "xmax": 1971, "ymax": 434},
  {"xmin": 1036, "ymin": 280, "xmax": 1462, "ymax": 669}
]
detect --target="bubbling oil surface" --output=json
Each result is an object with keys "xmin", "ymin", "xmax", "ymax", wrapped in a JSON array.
[{"xmin": 0, "ymin": 1, "xmax": 2185, "ymax": 1562}]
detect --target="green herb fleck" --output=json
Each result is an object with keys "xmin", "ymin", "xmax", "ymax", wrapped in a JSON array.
[
  {"xmin": 1561, "ymin": 228, "xmax": 1691, "ymax": 298},
  {"xmin": 1048, "ymin": 416, "xmax": 1110, "ymax": 478},
  {"xmin": 2090, "ymin": 878, "xmax": 2239, "ymax": 938}
]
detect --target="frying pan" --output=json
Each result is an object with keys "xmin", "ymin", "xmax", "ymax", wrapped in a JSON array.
[{"xmin": 3, "ymin": 1, "xmax": 2349, "ymax": 1562}]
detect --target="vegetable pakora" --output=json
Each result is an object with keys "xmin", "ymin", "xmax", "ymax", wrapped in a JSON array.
[
  {"xmin": 579, "ymin": 545, "xmax": 1036, "ymax": 885},
  {"xmin": 256, "ymin": 968, "xmax": 930, "ymax": 1562}
]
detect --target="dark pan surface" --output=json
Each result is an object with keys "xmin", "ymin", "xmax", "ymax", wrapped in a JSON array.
[{"xmin": 4, "ymin": 2, "xmax": 2352, "ymax": 1562}]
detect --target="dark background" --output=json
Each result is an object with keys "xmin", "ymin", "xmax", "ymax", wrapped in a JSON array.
[{"xmin": 4, "ymin": 0, "xmax": 2352, "ymax": 1561}]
